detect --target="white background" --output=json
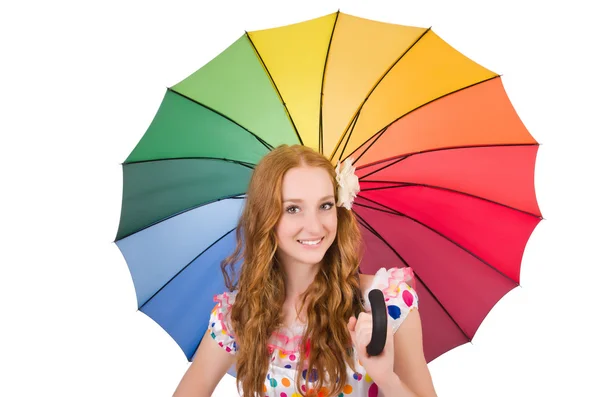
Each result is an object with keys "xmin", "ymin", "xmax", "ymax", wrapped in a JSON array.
[{"xmin": 1, "ymin": 0, "xmax": 599, "ymax": 396}]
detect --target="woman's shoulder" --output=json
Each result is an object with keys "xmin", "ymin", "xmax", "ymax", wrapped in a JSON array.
[
  {"xmin": 359, "ymin": 266, "xmax": 413, "ymax": 291},
  {"xmin": 214, "ymin": 289, "xmax": 238, "ymax": 304},
  {"xmin": 360, "ymin": 266, "xmax": 416, "ymax": 291},
  {"xmin": 359, "ymin": 267, "xmax": 419, "ymax": 333},
  {"xmin": 211, "ymin": 289, "xmax": 239, "ymax": 327},
  {"xmin": 207, "ymin": 290, "xmax": 239, "ymax": 355}
]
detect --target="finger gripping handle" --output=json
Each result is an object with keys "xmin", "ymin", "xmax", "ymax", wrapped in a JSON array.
[{"xmin": 366, "ymin": 289, "xmax": 387, "ymax": 356}]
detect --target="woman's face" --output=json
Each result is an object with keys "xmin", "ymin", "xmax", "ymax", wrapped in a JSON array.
[{"xmin": 275, "ymin": 165, "xmax": 338, "ymax": 269}]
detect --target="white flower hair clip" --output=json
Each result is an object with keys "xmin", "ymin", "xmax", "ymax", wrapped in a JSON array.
[{"xmin": 335, "ymin": 157, "xmax": 360, "ymax": 210}]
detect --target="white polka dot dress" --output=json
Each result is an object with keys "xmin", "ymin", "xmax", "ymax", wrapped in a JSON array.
[{"xmin": 208, "ymin": 267, "xmax": 418, "ymax": 396}]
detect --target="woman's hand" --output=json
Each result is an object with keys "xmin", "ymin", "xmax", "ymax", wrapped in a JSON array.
[{"xmin": 347, "ymin": 312, "xmax": 395, "ymax": 386}]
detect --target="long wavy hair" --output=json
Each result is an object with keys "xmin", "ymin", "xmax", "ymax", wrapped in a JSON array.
[{"xmin": 220, "ymin": 144, "xmax": 365, "ymax": 397}]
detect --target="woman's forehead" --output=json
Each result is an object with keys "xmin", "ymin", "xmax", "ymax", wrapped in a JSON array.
[{"xmin": 281, "ymin": 166, "xmax": 334, "ymax": 198}]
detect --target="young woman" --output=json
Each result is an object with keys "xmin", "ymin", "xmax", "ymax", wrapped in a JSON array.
[{"xmin": 173, "ymin": 145, "xmax": 437, "ymax": 397}]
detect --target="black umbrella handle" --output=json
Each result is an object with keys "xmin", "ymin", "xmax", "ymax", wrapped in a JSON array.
[{"xmin": 366, "ymin": 288, "xmax": 387, "ymax": 356}]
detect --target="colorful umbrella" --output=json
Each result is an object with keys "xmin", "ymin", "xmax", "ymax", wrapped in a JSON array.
[{"xmin": 115, "ymin": 11, "xmax": 542, "ymax": 364}]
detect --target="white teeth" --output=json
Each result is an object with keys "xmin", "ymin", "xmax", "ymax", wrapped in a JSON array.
[{"xmin": 298, "ymin": 238, "xmax": 323, "ymax": 245}]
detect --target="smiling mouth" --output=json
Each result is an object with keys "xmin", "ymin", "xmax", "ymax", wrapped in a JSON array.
[{"xmin": 297, "ymin": 237, "xmax": 324, "ymax": 246}]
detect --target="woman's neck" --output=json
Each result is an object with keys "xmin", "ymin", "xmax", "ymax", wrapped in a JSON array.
[
  {"xmin": 279, "ymin": 259, "xmax": 321, "ymax": 325},
  {"xmin": 282, "ymin": 262, "xmax": 319, "ymax": 300}
]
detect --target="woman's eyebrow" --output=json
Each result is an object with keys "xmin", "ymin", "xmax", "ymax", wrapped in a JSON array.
[{"xmin": 283, "ymin": 195, "xmax": 335, "ymax": 203}]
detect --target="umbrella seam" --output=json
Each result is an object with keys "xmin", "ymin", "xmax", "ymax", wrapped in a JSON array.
[
  {"xmin": 359, "ymin": 180, "xmax": 542, "ymax": 219},
  {"xmin": 123, "ymin": 156, "xmax": 256, "ymax": 169},
  {"xmin": 245, "ymin": 31, "xmax": 303, "ymax": 146},
  {"xmin": 167, "ymin": 88, "xmax": 274, "ymax": 151},
  {"xmin": 330, "ymin": 112, "xmax": 361, "ymax": 161},
  {"xmin": 345, "ymin": 74, "xmax": 503, "ymax": 165},
  {"xmin": 138, "ymin": 227, "xmax": 238, "ymax": 310},
  {"xmin": 356, "ymin": 142, "xmax": 538, "ymax": 174},
  {"xmin": 330, "ymin": 27, "xmax": 432, "ymax": 162},
  {"xmin": 114, "ymin": 193, "xmax": 246, "ymax": 242},
  {"xmin": 359, "ymin": 154, "xmax": 409, "ymax": 178},
  {"xmin": 319, "ymin": 10, "xmax": 341, "ymax": 154}
]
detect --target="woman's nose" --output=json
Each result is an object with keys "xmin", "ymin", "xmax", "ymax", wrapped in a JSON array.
[{"xmin": 303, "ymin": 211, "xmax": 324, "ymax": 233}]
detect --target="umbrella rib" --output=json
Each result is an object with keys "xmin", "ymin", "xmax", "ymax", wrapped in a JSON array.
[
  {"xmin": 355, "ymin": 142, "xmax": 539, "ymax": 173},
  {"xmin": 360, "ymin": 181, "xmax": 542, "ymax": 219},
  {"xmin": 352, "ymin": 210, "xmax": 472, "ymax": 342},
  {"xmin": 319, "ymin": 10, "xmax": 341, "ymax": 154},
  {"xmin": 168, "ymin": 88, "xmax": 274, "ymax": 151},
  {"xmin": 114, "ymin": 194, "xmax": 246, "ymax": 242},
  {"xmin": 359, "ymin": 154, "xmax": 409, "ymax": 179},
  {"xmin": 354, "ymin": 202, "xmax": 405, "ymax": 217},
  {"xmin": 356, "ymin": 196, "xmax": 521, "ymax": 286},
  {"xmin": 139, "ymin": 227, "xmax": 238, "ymax": 310},
  {"xmin": 358, "ymin": 143, "xmax": 526, "ymax": 173},
  {"xmin": 245, "ymin": 31, "xmax": 303, "ymax": 146},
  {"xmin": 330, "ymin": 27, "xmax": 431, "ymax": 162},
  {"xmin": 123, "ymin": 156, "xmax": 256, "ymax": 169},
  {"xmin": 344, "ymin": 74, "xmax": 502, "ymax": 164},
  {"xmin": 332, "ymin": 112, "xmax": 361, "ymax": 162}
]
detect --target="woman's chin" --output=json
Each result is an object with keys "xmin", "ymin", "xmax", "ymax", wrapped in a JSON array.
[{"xmin": 292, "ymin": 247, "xmax": 329, "ymax": 265}]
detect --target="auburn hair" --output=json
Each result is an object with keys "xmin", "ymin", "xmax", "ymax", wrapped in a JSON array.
[{"xmin": 220, "ymin": 144, "xmax": 365, "ymax": 396}]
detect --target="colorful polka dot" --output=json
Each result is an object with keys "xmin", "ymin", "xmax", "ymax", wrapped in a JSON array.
[
  {"xmin": 402, "ymin": 289, "xmax": 414, "ymax": 307},
  {"xmin": 343, "ymin": 384, "xmax": 353, "ymax": 394},
  {"xmin": 280, "ymin": 393, "xmax": 287, "ymax": 397},
  {"xmin": 262, "ymin": 384, "xmax": 267, "ymax": 392},
  {"xmin": 292, "ymin": 394, "xmax": 302, "ymax": 397},
  {"xmin": 388, "ymin": 304, "xmax": 401, "ymax": 319},
  {"xmin": 353, "ymin": 372, "xmax": 363, "ymax": 381},
  {"xmin": 281, "ymin": 378, "xmax": 291, "ymax": 387},
  {"xmin": 368, "ymin": 382, "xmax": 378, "ymax": 397},
  {"xmin": 302, "ymin": 368, "xmax": 318, "ymax": 382},
  {"xmin": 289, "ymin": 354, "xmax": 296, "ymax": 361},
  {"xmin": 285, "ymin": 364, "xmax": 292, "ymax": 369},
  {"xmin": 279, "ymin": 350, "xmax": 288, "ymax": 359},
  {"xmin": 270, "ymin": 378, "xmax": 278, "ymax": 387},
  {"xmin": 365, "ymin": 373, "xmax": 372, "ymax": 383}
]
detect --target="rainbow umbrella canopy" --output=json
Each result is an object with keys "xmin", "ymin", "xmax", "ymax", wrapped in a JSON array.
[{"xmin": 115, "ymin": 11, "xmax": 542, "ymax": 363}]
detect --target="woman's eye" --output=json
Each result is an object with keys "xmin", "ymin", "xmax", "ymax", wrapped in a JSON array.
[
  {"xmin": 285, "ymin": 202, "xmax": 334, "ymax": 214},
  {"xmin": 322, "ymin": 202, "xmax": 334, "ymax": 210},
  {"xmin": 286, "ymin": 205, "xmax": 300, "ymax": 214}
]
